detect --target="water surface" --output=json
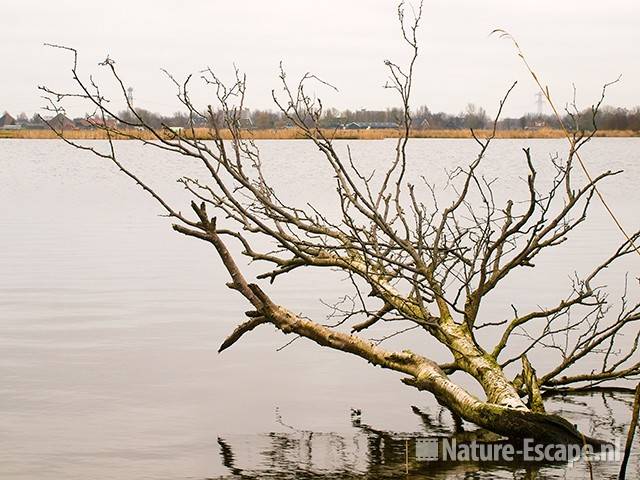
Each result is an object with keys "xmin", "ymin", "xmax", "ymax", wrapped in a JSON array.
[{"xmin": 1, "ymin": 138, "xmax": 639, "ymax": 479}]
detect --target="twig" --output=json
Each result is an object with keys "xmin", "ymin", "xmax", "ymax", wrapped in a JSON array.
[
  {"xmin": 494, "ymin": 30, "xmax": 640, "ymax": 259},
  {"xmin": 619, "ymin": 383, "xmax": 640, "ymax": 479}
]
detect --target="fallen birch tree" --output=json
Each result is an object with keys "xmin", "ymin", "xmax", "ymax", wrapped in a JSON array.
[{"xmin": 40, "ymin": 2, "xmax": 640, "ymax": 446}]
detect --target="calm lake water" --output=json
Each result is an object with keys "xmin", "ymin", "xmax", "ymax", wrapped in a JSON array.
[{"xmin": 1, "ymin": 138, "xmax": 639, "ymax": 479}]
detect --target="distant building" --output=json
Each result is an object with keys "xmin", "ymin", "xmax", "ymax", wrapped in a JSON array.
[
  {"xmin": 524, "ymin": 120, "xmax": 547, "ymax": 131},
  {"xmin": 87, "ymin": 115, "xmax": 117, "ymax": 129},
  {"xmin": 341, "ymin": 121, "xmax": 398, "ymax": 130},
  {"xmin": 48, "ymin": 113, "xmax": 76, "ymax": 131},
  {"xmin": 73, "ymin": 118, "xmax": 94, "ymax": 130},
  {"xmin": 364, "ymin": 121, "xmax": 398, "ymax": 129},
  {"xmin": 0, "ymin": 112, "xmax": 16, "ymax": 128}
]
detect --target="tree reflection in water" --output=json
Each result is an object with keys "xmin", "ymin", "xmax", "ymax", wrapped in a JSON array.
[{"xmin": 212, "ymin": 393, "xmax": 638, "ymax": 479}]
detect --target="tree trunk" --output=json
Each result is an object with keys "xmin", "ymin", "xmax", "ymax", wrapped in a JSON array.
[
  {"xmin": 436, "ymin": 322, "xmax": 528, "ymax": 410},
  {"xmin": 248, "ymin": 284, "xmax": 603, "ymax": 445},
  {"xmin": 193, "ymin": 215, "xmax": 602, "ymax": 446}
]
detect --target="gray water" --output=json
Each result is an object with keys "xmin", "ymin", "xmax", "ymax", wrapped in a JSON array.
[{"xmin": 1, "ymin": 138, "xmax": 639, "ymax": 479}]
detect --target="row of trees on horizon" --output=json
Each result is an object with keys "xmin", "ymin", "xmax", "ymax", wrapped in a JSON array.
[
  {"xmin": 3, "ymin": 103, "xmax": 640, "ymax": 131},
  {"xmin": 100, "ymin": 103, "xmax": 640, "ymax": 131}
]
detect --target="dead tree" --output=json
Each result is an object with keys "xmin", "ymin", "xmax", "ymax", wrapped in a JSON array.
[{"xmin": 40, "ymin": 2, "xmax": 640, "ymax": 445}]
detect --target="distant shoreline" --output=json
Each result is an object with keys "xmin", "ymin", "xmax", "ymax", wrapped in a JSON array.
[{"xmin": 1, "ymin": 127, "xmax": 638, "ymax": 140}]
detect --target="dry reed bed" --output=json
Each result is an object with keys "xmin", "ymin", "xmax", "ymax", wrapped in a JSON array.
[{"xmin": 1, "ymin": 127, "xmax": 638, "ymax": 140}]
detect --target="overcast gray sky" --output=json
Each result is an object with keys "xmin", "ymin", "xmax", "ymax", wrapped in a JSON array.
[{"xmin": 2, "ymin": 0, "xmax": 638, "ymax": 118}]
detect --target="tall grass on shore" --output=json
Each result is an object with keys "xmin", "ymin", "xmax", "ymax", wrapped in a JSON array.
[{"xmin": 1, "ymin": 127, "xmax": 638, "ymax": 140}]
